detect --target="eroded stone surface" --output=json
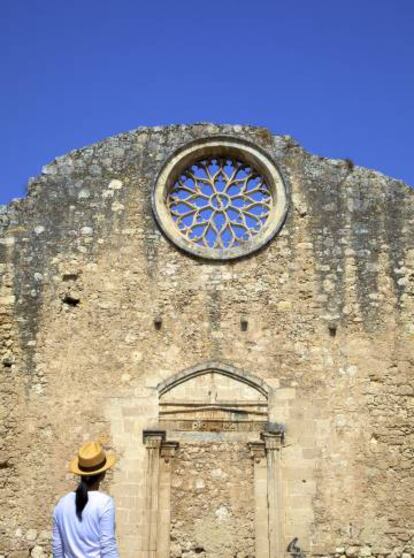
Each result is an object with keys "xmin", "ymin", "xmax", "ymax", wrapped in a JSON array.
[
  {"xmin": 170, "ymin": 442, "xmax": 255, "ymax": 558},
  {"xmin": 0, "ymin": 123, "xmax": 413, "ymax": 557}
]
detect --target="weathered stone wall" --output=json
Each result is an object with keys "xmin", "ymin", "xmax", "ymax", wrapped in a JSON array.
[
  {"xmin": 170, "ymin": 442, "xmax": 255, "ymax": 558},
  {"xmin": 0, "ymin": 123, "xmax": 413, "ymax": 558}
]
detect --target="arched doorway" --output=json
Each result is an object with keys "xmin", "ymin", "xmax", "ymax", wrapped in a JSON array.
[{"xmin": 142, "ymin": 362, "xmax": 284, "ymax": 558}]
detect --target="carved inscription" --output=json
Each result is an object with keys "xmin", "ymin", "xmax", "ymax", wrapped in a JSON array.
[{"xmin": 160, "ymin": 419, "xmax": 267, "ymax": 432}]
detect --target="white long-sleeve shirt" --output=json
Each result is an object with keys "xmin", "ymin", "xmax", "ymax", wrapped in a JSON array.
[{"xmin": 52, "ymin": 491, "xmax": 119, "ymax": 558}]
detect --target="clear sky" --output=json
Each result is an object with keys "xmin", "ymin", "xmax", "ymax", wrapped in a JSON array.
[{"xmin": 1, "ymin": 0, "xmax": 413, "ymax": 205}]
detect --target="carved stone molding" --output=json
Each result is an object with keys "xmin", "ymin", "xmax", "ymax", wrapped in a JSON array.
[
  {"xmin": 160, "ymin": 441, "xmax": 179, "ymax": 463},
  {"xmin": 142, "ymin": 430, "xmax": 179, "ymax": 558},
  {"xmin": 248, "ymin": 441, "xmax": 266, "ymax": 463},
  {"xmin": 143, "ymin": 430, "xmax": 179, "ymax": 460},
  {"xmin": 261, "ymin": 430, "xmax": 284, "ymax": 450},
  {"xmin": 248, "ymin": 430, "xmax": 285, "ymax": 558},
  {"xmin": 143, "ymin": 430, "xmax": 165, "ymax": 448},
  {"xmin": 157, "ymin": 360, "xmax": 271, "ymax": 398}
]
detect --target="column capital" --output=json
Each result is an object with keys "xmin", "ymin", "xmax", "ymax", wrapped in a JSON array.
[
  {"xmin": 143, "ymin": 429, "xmax": 166, "ymax": 449},
  {"xmin": 160, "ymin": 441, "xmax": 179, "ymax": 462},
  {"xmin": 248, "ymin": 441, "xmax": 266, "ymax": 463},
  {"xmin": 261, "ymin": 430, "xmax": 284, "ymax": 450}
]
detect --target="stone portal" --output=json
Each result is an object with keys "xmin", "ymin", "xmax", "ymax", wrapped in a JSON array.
[{"xmin": 142, "ymin": 363, "xmax": 285, "ymax": 558}]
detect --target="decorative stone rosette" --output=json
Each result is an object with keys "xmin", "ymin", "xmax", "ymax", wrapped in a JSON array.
[{"xmin": 152, "ymin": 137, "xmax": 288, "ymax": 259}]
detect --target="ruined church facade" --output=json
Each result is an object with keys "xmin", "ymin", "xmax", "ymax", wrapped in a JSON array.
[{"xmin": 0, "ymin": 124, "xmax": 413, "ymax": 558}]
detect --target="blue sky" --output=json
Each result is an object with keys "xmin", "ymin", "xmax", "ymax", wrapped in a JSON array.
[{"xmin": 1, "ymin": 0, "xmax": 413, "ymax": 205}]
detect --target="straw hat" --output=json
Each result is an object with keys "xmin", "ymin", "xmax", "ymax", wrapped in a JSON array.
[{"xmin": 69, "ymin": 441, "xmax": 116, "ymax": 476}]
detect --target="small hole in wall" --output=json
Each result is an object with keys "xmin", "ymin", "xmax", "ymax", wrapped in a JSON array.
[
  {"xmin": 194, "ymin": 548, "xmax": 205, "ymax": 554},
  {"xmin": 240, "ymin": 318, "xmax": 248, "ymax": 332},
  {"xmin": 62, "ymin": 294, "xmax": 80, "ymax": 307},
  {"xmin": 302, "ymin": 479, "xmax": 307, "ymax": 483},
  {"xmin": 328, "ymin": 324, "xmax": 337, "ymax": 337},
  {"xmin": 154, "ymin": 317, "xmax": 162, "ymax": 330},
  {"xmin": 62, "ymin": 273, "xmax": 79, "ymax": 282}
]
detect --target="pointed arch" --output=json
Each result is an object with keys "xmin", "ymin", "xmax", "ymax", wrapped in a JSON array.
[{"xmin": 157, "ymin": 360, "xmax": 270, "ymax": 398}]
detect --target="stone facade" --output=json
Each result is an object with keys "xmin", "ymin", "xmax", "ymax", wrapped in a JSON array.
[{"xmin": 0, "ymin": 123, "xmax": 413, "ymax": 558}]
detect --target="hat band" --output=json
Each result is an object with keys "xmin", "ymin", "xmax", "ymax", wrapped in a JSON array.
[{"xmin": 78, "ymin": 457, "xmax": 107, "ymax": 473}]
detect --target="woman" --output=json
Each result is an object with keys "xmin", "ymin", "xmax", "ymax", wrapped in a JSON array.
[{"xmin": 52, "ymin": 441, "xmax": 119, "ymax": 558}]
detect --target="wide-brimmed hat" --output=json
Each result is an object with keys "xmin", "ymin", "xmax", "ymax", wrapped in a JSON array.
[{"xmin": 69, "ymin": 441, "xmax": 116, "ymax": 476}]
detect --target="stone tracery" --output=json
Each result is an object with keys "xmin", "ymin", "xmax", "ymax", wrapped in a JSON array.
[
  {"xmin": 152, "ymin": 137, "xmax": 289, "ymax": 260},
  {"xmin": 167, "ymin": 157, "xmax": 272, "ymax": 250}
]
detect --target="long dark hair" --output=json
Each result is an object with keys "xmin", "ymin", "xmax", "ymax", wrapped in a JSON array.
[{"xmin": 75, "ymin": 473, "xmax": 102, "ymax": 519}]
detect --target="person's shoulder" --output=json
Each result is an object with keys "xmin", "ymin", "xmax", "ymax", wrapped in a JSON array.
[
  {"xmin": 53, "ymin": 492, "xmax": 75, "ymax": 514},
  {"xmin": 90, "ymin": 491, "xmax": 114, "ymax": 507},
  {"xmin": 57, "ymin": 491, "xmax": 75, "ymax": 504}
]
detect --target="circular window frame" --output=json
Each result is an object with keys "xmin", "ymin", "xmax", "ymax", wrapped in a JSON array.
[{"xmin": 152, "ymin": 137, "xmax": 289, "ymax": 260}]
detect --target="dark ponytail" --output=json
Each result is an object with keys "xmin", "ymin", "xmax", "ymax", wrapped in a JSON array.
[
  {"xmin": 75, "ymin": 478, "xmax": 89, "ymax": 519},
  {"xmin": 75, "ymin": 473, "xmax": 102, "ymax": 519}
]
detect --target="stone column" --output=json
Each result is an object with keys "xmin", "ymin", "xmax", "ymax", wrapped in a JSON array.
[
  {"xmin": 262, "ymin": 431, "xmax": 284, "ymax": 558},
  {"xmin": 142, "ymin": 431, "xmax": 179, "ymax": 558},
  {"xmin": 158, "ymin": 441, "xmax": 179, "ymax": 558},
  {"xmin": 143, "ymin": 431, "xmax": 165, "ymax": 558},
  {"xmin": 249, "ymin": 441, "xmax": 269, "ymax": 558}
]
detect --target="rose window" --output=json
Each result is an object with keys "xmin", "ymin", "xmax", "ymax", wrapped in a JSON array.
[
  {"xmin": 152, "ymin": 138, "xmax": 288, "ymax": 260},
  {"xmin": 168, "ymin": 158, "xmax": 272, "ymax": 250}
]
